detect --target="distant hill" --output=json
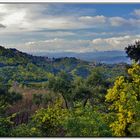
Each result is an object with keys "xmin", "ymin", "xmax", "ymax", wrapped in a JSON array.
[
  {"xmin": 0, "ymin": 46, "xmax": 88, "ymax": 66},
  {"xmin": 33, "ymin": 50, "xmax": 130, "ymax": 64},
  {"xmin": 0, "ymin": 46, "xmax": 52, "ymax": 66},
  {"xmin": 0, "ymin": 46, "xmax": 91, "ymax": 85}
]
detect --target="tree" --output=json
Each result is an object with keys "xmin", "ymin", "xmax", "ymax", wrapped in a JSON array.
[
  {"xmin": 73, "ymin": 68, "xmax": 109, "ymax": 109},
  {"xmin": 125, "ymin": 41, "xmax": 140, "ymax": 63},
  {"xmin": 47, "ymin": 71, "xmax": 73, "ymax": 109},
  {"xmin": 105, "ymin": 64, "xmax": 140, "ymax": 136},
  {"xmin": 73, "ymin": 77, "xmax": 92, "ymax": 108},
  {"xmin": 86, "ymin": 68, "xmax": 109, "ymax": 108}
]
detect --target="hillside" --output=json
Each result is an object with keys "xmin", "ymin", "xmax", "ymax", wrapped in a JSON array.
[
  {"xmin": 0, "ymin": 46, "xmax": 127, "ymax": 87},
  {"xmin": 0, "ymin": 46, "xmax": 91, "ymax": 86}
]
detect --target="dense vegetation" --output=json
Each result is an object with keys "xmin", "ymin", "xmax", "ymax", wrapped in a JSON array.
[{"xmin": 0, "ymin": 41, "xmax": 139, "ymax": 137}]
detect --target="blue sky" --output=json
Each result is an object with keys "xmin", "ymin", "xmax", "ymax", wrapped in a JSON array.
[{"xmin": 0, "ymin": 4, "xmax": 140, "ymax": 54}]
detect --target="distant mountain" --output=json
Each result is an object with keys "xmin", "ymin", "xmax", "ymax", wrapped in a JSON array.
[{"xmin": 32, "ymin": 50, "xmax": 130, "ymax": 64}]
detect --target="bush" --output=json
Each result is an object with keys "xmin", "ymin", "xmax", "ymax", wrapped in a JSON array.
[
  {"xmin": 32, "ymin": 99, "xmax": 68, "ymax": 136},
  {"xmin": 0, "ymin": 117, "xmax": 13, "ymax": 136},
  {"xmin": 63, "ymin": 106, "xmax": 112, "ymax": 136},
  {"xmin": 10, "ymin": 123, "xmax": 42, "ymax": 137}
]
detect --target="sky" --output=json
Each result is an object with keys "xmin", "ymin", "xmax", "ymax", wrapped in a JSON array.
[{"xmin": 0, "ymin": 4, "xmax": 140, "ymax": 55}]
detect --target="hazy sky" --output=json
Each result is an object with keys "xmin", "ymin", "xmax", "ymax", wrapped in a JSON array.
[{"xmin": 0, "ymin": 4, "xmax": 140, "ymax": 54}]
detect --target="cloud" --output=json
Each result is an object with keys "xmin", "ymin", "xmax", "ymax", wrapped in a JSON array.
[
  {"xmin": 0, "ymin": 4, "xmax": 49, "ymax": 32},
  {"xmin": 1, "ymin": 4, "xmax": 140, "ymax": 55},
  {"xmin": 0, "ymin": 4, "xmax": 95, "ymax": 32},
  {"xmin": 0, "ymin": 23, "xmax": 6, "ymax": 28},
  {"xmin": 0, "ymin": 4, "xmax": 137, "ymax": 31},
  {"xmin": 79, "ymin": 15, "xmax": 106, "ymax": 24},
  {"xmin": 23, "ymin": 38, "xmax": 91, "ymax": 53},
  {"xmin": 109, "ymin": 17, "xmax": 127, "ymax": 26},
  {"xmin": 0, "ymin": 4, "xmax": 140, "ymax": 34},
  {"xmin": 10, "ymin": 35, "xmax": 140, "ymax": 54},
  {"xmin": 91, "ymin": 35, "xmax": 140, "ymax": 51},
  {"xmin": 132, "ymin": 9, "xmax": 140, "ymax": 17},
  {"xmin": 43, "ymin": 31, "xmax": 76, "ymax": 37}
]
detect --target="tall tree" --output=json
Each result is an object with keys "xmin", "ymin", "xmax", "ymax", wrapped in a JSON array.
[
  {"xmin": 47, "ymin": 71, "xmax": 72, "ymax": 109},
  {"xmin": 125, "ymin": 41, "xmax": 140, "ymax": 64},
  {"xmin": 86, "ymin": 68, "xmax": 109, "ymax": 107},
  {"xmin": 73, "ymin": 77, "xmax": 91, "ymax": 107}
]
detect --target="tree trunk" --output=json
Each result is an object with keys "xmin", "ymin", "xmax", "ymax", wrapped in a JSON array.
[
  {"xmin": 83, "ymin": 98, "xmax": 88, "ymax": 108},
  {"xmin": 61, "ymin": 94, "xmax": 69, "ymax": 109}
]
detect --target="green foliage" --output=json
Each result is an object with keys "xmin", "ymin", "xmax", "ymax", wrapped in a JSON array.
[
  {"xmin": 0, "ymin": 45, "xmax": 135, "ymax": 137},
  {"xmin": 0, "ymin": 46, "xmax": 33, "ymax": 65},
  {"xmin": 32, "ymin": 99, "xmax": 68, "ymax": 136},
  {"xmin": 0, "ymin": 87, "xmax": 22, "ymax": 136},
  {"xmin": 10, "ymin": 123, "xmax": 42, "ymax": 137},
  {"xmin": 42, "ymin": 91, "xmax": 57, "ymax": 104},
  {"xmin": 0, "ymin": 116, "xmax": 13, "ymax": 136},
  {"xmin": 73, "ymin": 77, "xmax": 91, "ymax": 108},
  {"xmin": 0, "ymin": 46, "xmax": 126, "ymax": 88},
  {"xmin": 33, "ymin": 94, "xmax": 43, "ymax": 107},
  {"xmin": 71, "ymin": 65, "xmax": 90, "ymax": 78},
  {"xmin": 106, "ymin": 64, "xmax": 140, "ymax": 136},
  {"xmin": 48, "ymin": 71, "xmax": 73, "ymax": 109},
  {"xmin": 74, "ymin": 79, "xmax": 91, "ymax": 101},
  {"xmin": 86, "ymin": 67, "xmax": 109, "ymax": 108},
  {"xmin": 127, "ymin": 80, "xmax": 140, "ymax": 136},
  {"xmin": 63, "ymin": 106, "xmax": 112, "ymax": 136},
  {"xmin": 0, "ymin": 88, "xmax": 22, "ymax": 115},
  {"xmin": 49, "ymin": 71, "xmax": 72, "ymax": 94},
  {"xmin": 125, "ymin": 41, "xmax": 140, "ymax": 63}
]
